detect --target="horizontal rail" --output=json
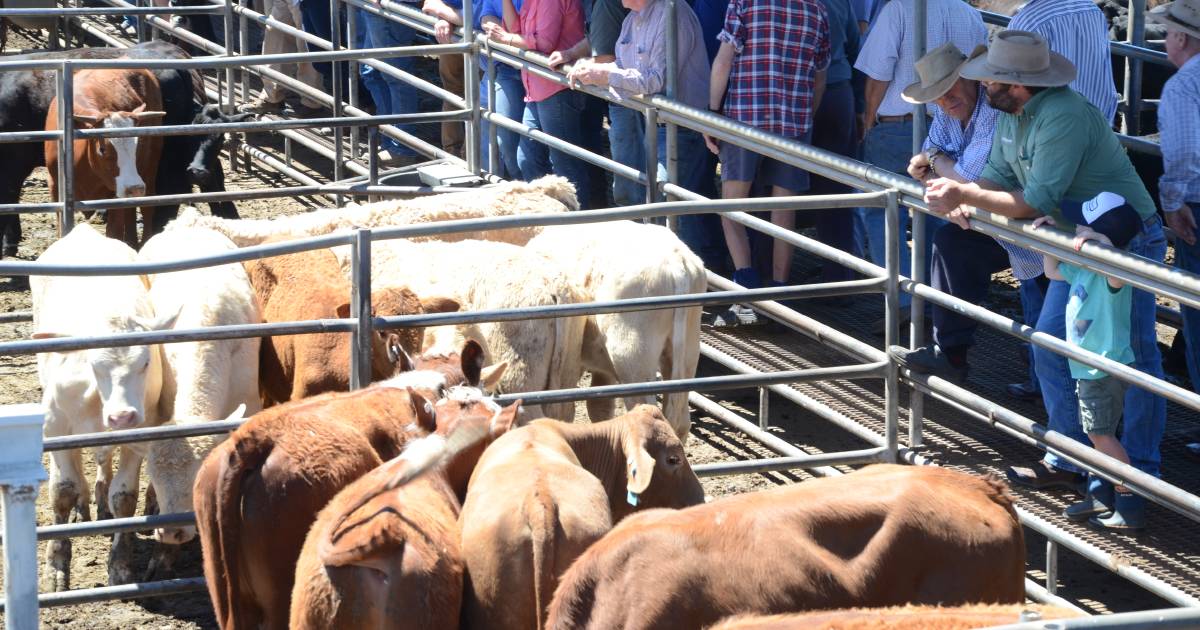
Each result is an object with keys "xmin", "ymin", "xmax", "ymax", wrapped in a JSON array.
[
  {"xmin": 989, "ymin": 607, "xmax": 1200, "ymax": 629},
  {"xmin": 35, "ymin": 512, "xmax": 196, "ymax": 541},
  {"xmin": 1023, "ymin": 578, "xmax": 1088, "ymax": 615},
  {"xmin": 44, "ymin": 418, "xmax": 244, "ymax": 451},
  {"xmin": 0, "ymin": 5, "xmax": 218, "ymax": 15},
  {"xmin": 0, "ymin": 578, "xmax": 207, "ymax": 612},
  {"xmin": 692, "ymin": 447, "xmax": 887, "ymax": 477}
]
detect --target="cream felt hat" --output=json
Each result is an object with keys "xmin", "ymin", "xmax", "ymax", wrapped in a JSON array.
[
  {"xmin": 902, "ymin": 43, "xmax": 987, "ymax": 104},
  {"xmin": 959, "ymin": 30, "xmax": 1077, "ymax": 87}
]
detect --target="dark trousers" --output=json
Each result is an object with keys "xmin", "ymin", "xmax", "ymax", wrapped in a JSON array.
[{"xmin": 809, "ymin": 81, "xmax": 857, "ymax": 283}]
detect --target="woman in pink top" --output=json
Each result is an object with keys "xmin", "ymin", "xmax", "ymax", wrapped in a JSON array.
[{"xmin": 483, "ymin": 0, "xmax": 590, "ymax": 204}]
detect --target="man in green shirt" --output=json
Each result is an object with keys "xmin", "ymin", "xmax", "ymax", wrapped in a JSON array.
[{"xmin": 920, "ymin": 31, "xmax": 1167, "ymax": 523}]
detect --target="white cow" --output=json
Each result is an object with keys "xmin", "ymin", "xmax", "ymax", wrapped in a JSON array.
[
  {"xmin": 335, "ymin": 239, "xmax": 586, "ymax": 423},
  {"xmin": 30, "ymin": 224, "xmax": 177, "ymax": 591},
  {"xmin": 526, "ymin": 221, "xmax": 706, "ymax": 439},
  {"xmin": 136, "ymin": 227, "xmax": 262, "ymax": 555}
]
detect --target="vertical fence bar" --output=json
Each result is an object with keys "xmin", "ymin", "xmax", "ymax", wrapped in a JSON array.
[
  {"xmin": 1122, "ymin": 0, "xmax": 1145, "ymax": 136},
  {"xmin": 644, "ymin": 107, "xmax": 659, "ymax": 212},
  {"xmin": 462, "ymin": 0, "xmax": 480, "ymax": 174},
  {"xmin": 664, "ymin": 0, "xmax": 678, "ymax": 231},
  {"xmin": 57, "ymin": 63, "xmax": 75, "ymax": 237},
  {"xmin": 906, "ymin": 0, "xmax": 928, "ymax": 448},
  {"xmin": 223, "ymin": 0, "xmax": 236, "ymax": 113},
  {"xmin": 348, "ymin": 4, "xmax": 360, "ymax": 161},
  {"xmin": 0, "ymin": 404, "xmax": 48, "ymax": 630},
  {"xmin": 136, "ymin": 0, "xmax": 148, "ymax": 42},
  {"xmin": 486, "ymin": 49, "xmax": 499, "ymax": 175},
  {"xmin": 239, "ymin": 0, "xmax": 250, "ymax": 104},
  {"xmin": 330, "ymin": 0, "xmax": 345, "ymax": 207},
  {"xmin": 350, "ymin": 228, "xmax": 373, "ymax": 389},
  {"xmin": 758, "ymin": 387, "xmax": 769, "ymax": 430},
  {"xmin": 884, "ymin": 190, "xmax": 901, "ymax": 462},
  {"xmin": 1046, "ymin": 540, "xmax": 1060, "ymax": 595}
]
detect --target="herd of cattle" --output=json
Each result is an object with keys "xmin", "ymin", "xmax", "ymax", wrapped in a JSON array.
[{"xmin": 23, "ymin": 176, "xmax": 1045, "ymax": 628}]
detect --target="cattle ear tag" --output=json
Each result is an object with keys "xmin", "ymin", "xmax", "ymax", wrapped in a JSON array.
[
  {"xmin": 626, "ymin": 489, "xmax": 639, "ymax": 507},
  {"xmin": 625, "ymin": 457, "xmax": 641, "ymax": 506}
]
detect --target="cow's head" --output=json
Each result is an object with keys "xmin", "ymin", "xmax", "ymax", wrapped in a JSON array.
[
  {"xmin": 612, "ymin": 404, "xmax": 705, "ymax": 522},
  {"xmin": 385, "ymin": 338, "xmax": 508, "ymax": 404},
  {"xmin": 335, "ymin": 291, "xmax": 466, "ymax": 383},
  {"xmin": 33, "ymin": 308, "xmax": 179, "ymax": 429},
  {"xmin": 73, "ymin": 104, "xmax": 166, "ymax": 199},
  {"xmin": 186, "ymin": 104, "xmax": 253, "ymax": 187}
]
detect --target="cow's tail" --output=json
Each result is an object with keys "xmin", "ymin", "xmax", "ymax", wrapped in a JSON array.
[
  {"xmin": 524, "ymin": 483, "xmax": 558, "ymax": 630},
  {"xmin": 667, "ymin": 253, "xmax": 705, "ymax": 438},
  {"xmin": 196, "ymin": 434, "xmax": 271, "ymax": 629}
]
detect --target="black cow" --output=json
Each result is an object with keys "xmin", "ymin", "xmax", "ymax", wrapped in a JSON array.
[
  {"xmin": 149, "ymin": 103, "xmax": 251, "ymax": 233},
  {"xmin": 0, "ymin": 41, "xmax": 241, "ymax": 255}
]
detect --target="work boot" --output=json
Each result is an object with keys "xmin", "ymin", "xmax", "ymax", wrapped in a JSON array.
[
  {"xmin": 890, "ymin": 344, "xmax": 968, "ymax": 383},
  {"xmin": 1064, "ymin": 474, "xmax": 1114, "ymax": 522},
  {"xmin": 1089, "ymin": 491, "xmax": 1146, "ymax": 531}
]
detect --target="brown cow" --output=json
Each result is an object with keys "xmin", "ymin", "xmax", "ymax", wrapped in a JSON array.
[
  {"xmin": 193, "ymin": 345, "xmax": 501, "ymax": 630},
  {"xmin": 45, "ymin": 68, "xmax": 166, "ymax": 248},
  {"xmin": 546, "ymin": 465, "xmax": 1026, "ymax": 630},
  {"xmin": 290, "ymin": 395, "xmax": 523, "ymax": 630},
  {"xmin": 243, "ymin": 244, "xmax": 461, "ymax": 406},
  {"xmin": 459, "ymin": 405, "xmax": 706, "ymax": 630},
  {"xmin": 708, "ymin": 604, "xmax": 1082, "ymax": 630}
]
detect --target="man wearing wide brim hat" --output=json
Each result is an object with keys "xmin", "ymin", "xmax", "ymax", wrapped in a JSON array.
[
  {"xmin": 891, "ymin": 41, "xmax": 1048, "ymax": 406},
  {"xmin": 921, "ymin": 30, "xmax": 1168, "ymax": 529},
  {"xmin": 1150, "ymin": 0, "xmax": 1200, "ymax": 455}
]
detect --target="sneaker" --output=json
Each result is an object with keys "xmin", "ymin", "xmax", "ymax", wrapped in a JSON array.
[
  {"xmin": 889, "ymin": 344, "xmax": 967, "ymax": 383},
  {"xmin": 1065, "ymin": 475, "xmax": 1114, "ymax": 522},
  {"xmin": 1089, "ymin": 491, "xmax": 1145, "ymax": 531},
  {"xmin": 1005, "ymin": 461, "xmax": 1086, "ymax": 492},
  {"xmin": 702, "ymin": 304, "xmax": 760, "ymax": 328},
  {"xmin": 238, "ymin": 98, "xmax": 285, "ymax": 115}
]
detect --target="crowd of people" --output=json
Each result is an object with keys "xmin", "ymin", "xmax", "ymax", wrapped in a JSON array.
[{"xmin": 222, "ymin": 0, "xmax": 1200, "ymax": 532}]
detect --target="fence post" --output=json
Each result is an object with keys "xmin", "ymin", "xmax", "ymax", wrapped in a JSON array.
[
  {"xmin": 349, "ymin": 228, "xmax": 373, "ymax": 389},
  {"xmin": 57, "ymin": 62, "xmax": 76, "ymax": 237},
  {"xmin": 664, "ymin": 0, "xmax": 677, "ymax": 231},
  {"xmin": 238, "ymin": 0, "xmax": 250, "ymax": 104},
  {"xmin": 223, "ymin": 0, "xmax": 236, "ymax": 114},
  {"xmin": 348, "ymin": 3, "xmax": 360, "ymax": 162},
  {"xmin": 486, "ymin": 49, "xmax": 499, "ymax": 175},
  {"xmin": 1046, "ymin": 539, "xmax": 1060, "ymax": 595},
  {"xmin": 1123, "ymin": 0, "xmax": 1145, "ymax": 135},
  {"xmin": 907, "ymin": 0, "xmax": 927, "ymax": 448},
  {"xmin": 462, "ymin": 0, "xmax": 480, "ymax": 174},
  {"xmin": 643, "ymin": 107, "xmax": 659, "ymax": 216},
  {"xmin": 0, "ymin": 404, "xmax": 49, "ymax": 630},
  {"xmin": 330, "ymin": 0, "xmax": 345, "ymax": 207},
  {"xmin": 883, "ymin": 190, "xmax": 900, "ymax": 462}
]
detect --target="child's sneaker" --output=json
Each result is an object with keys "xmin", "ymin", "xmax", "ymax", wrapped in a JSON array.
[
  {"xmin": 1089, "ymin": 491, "xmax": 1145, "ymax": 531},
  {"xmin": 1064, "ymin": 474, "xmax": 1114, "ymax": 522}
]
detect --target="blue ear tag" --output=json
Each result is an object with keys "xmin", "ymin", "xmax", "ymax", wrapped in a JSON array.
[{"xmin": 626, "ymin": 490, "xmax": 640, "ymax": 506}]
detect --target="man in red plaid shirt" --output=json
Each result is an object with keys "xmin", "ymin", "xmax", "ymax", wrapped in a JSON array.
[{"xmin": 703, "ymin": 0, "xmax": 830, "ymax": 327}]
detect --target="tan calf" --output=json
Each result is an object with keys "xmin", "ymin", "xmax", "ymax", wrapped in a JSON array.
[
  {"xmin": 546, "ymin": 465, "xmax": 1026, "ymax": 630},
  {"xmin": 459, "ymin": 405, "xmax": 706, "ymax": 630},
  {"xmin": 290, "ymin": 396, "xmax": 522, "ymax": 630}
]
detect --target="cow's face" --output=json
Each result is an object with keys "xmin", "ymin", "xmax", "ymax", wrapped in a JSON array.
[
  {"xmin": 73, "ymin": 105, "xmax": 165, "ymax": 198},
  {"xmin": 81, "ymin": 311, "xmax": 177, "ymax": 429},
  {"xmin": 187, "ymin": 105, "xmax": 252, "ymax": 187},
  {"xmin": 617, "ymin": 405, "xmax": 706, "ymax": 521}
]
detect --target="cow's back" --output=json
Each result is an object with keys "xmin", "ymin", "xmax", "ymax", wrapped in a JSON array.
[
  {"xmin": 547, "ymin": 465, "xmax": 1025, "ymax": 630},
  {"xmin": 32, "ymin": 224, "xmax": 149, "ymax": 334}
]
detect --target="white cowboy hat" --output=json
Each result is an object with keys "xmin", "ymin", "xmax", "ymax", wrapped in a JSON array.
[
  {"xmin": 959, "ymin": 30, "xmax": 1077, "ymax": 87},
  {"xmin": 902, "ymin": 43, "xmax": 987, "ymax": 104},
  {"xmin": 1148, "ymin": 0, "xmax": 1200, "ymax": 40}
]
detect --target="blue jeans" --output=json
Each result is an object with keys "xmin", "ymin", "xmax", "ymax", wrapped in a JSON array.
[
  {"xmin": 518, "ymin": 90, "xmax": 590, "ymax": 204},
  {"xmin": 810, "ymin": 81, "xmax": 857, "ymax": 283},
  {"xmin": 1037, "ymin": 217, "xmax": 1167, "ymax": 476},
  {"xmin": 360, "ymin": 9, "xmax": 420, "ymax": 156},
  {"xmin": 1174, "ymin": 221, "xmax": 1200, "ymax": 389},
  {"xmin": 608, "ymin": 103, "xmax": 646, "ymax": 206},
  {"xmin": 855, "ymin": 120, "xmax": 945, "ymax": 308},
  {"xmin": 480, "ymin": 66, "xmax": 526, "ymax": 180},
  {"xmin": 659, "ymin": 126, "xmax": 725, "ymax": 268},
  {"xmin": 300, "ymin": 0, "xmax": 345, "ymax": 79},
  {"xmin": 1019, "ymin": 275, "xmax": 1048, "ymax": 384}
]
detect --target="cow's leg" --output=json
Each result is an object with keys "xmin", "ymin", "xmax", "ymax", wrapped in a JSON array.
[
  {"xmin": 43, "ymin": 448, "xmax": 88, "ymax": 592},
  {"xmin": 139, "ymin": 205, "xmax": 157, "ymax": 247},
  {"xmin": 204, "ymin": 164, "xmax": 240, "ymax": 219},
  {"xmin": 94, "ymin": 445, "xmax": 115, "ymax": 520},
  {"xmin": 107, "ymin": 445, "xmax": 144, "ymax": 585}
]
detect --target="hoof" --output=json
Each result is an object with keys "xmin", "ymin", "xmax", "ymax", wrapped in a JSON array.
[
  {"xmin": 108, "ymin": 559, "xmax": 135, "ymax": 586},
  {"xmin": 40, "ymin": 567, "xmax": 70, "ymax": 592},
  {"xmin": 143, "ymin": 543, "xmax": 179, "ymax": 582}
]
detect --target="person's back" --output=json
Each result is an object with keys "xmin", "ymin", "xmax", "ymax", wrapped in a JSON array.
[{"xmin": 1010, "ymin": 0, "xmax": 1118, "ymax": 123}]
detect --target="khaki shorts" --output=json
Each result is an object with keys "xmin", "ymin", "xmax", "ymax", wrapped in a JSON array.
[{"xmin": 1077, "ymin": 375, "xmax": 1128, "ymax": 436}]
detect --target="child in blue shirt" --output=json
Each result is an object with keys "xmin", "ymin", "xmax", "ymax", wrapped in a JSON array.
[{"xmin": 1035, "ymin": 191, "xmax": 1145, "ymax": 531}]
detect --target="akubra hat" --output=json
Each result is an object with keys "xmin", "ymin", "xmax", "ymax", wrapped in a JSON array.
[
  {"xmin": 902, "ymin": 43, "xmax": 987, "ymax": 104},
  {"xmin": 959, "ymin": 30, "xmax": 1077, "ymax": 87},
  {"xmin": 1148, "ymin": 0, "xmax": 1200, "ymax": 40}
]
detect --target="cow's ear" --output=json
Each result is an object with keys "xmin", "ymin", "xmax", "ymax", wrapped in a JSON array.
[
  {"xmin": 420, "ymin": 296, "xmax": 460, "ymax": 314},
  {"xmin": 491, "ymin": 398, "xmax": 521, "ymax": 437},
  {"xmin": 409, "ymin": 387, "xmax": 437, "ymax": 432},
  {"xmin": 461, "ymin": 339, "xmax": 485, "ymax": 386},
  {"xmin": 132, "ymin": 110, "xmax": 167, "ymax": 124},
  {"xmin": 623, "ymin": 426, "xmax": 656, "ymax": 498},
  {"xmin": 479, "ymin": 361, "xmax": 507, "ymax": 392},
  {"xmin": 31, "ymin": 331, "xmax": 67, "ymax": 340},
  {"xmin": 135, "ymin": 306, "xmax": 181, "ymax": 332},
  {"xmin": 387, "ymin": 333, "xmax": 415, "ymax": 372},
  {"xmin": 72, "ymin": 108, "xmax": 103, "ymax": 128}
]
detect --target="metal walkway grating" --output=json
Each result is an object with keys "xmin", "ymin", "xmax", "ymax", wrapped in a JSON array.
[{"xmin": 698, "ymin": 291, "xmax": 1200, "ymax": 603}]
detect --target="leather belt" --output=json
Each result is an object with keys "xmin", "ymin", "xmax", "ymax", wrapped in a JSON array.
[{"xmin": 876, "ymin": 113, "xmax": 914, "ymax": 123}]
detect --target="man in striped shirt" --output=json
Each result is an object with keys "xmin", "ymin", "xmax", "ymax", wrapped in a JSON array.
[
  {"xmin": 1151, "ymin": 0, "xmax": 1200, "ymax": 388},
  {"xmin": 1009, "ymin": 0, "xmax": 1119, "ymax": 124},
  {"xmin": 891, "ymin": 43, "xmax": 1046, "ymax": 397}
]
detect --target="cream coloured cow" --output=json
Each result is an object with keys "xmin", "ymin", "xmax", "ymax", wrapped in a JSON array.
[{"xmin": 30, "ymin": 223, "xmax": 177, "ymax": 591}]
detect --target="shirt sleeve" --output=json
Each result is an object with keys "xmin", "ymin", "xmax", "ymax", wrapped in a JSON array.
[
  {"xmin": 716, "ymin": 0, "xmax": 745, "ymax": 53},
  {"xmin": 1057, "ymin": 261, "xmax": 1079, "ymax": 284},
  {"xmin": 852, "ymin": 0, "xmax": 901, "ymax": 81},
  {"xmin": 1021, "ymin": 109, "xmax": 1091, "ymax": 216},
  {"xmin": 522, "ymin": 0, "xmax": 572, "ymax": 53},
  {"xmin": 813, "ymin": 4, "xmax": 831, "ymax": 72},
  {"xmin": 1158, "ymin": 77, "xmax": 1200, "ymax": 213},
  {"xmin": 980, "ymin": 128, "xmax": 1020, "ymax": 191},
  {"xmin": 608, "ymin": 19, "xmax": 668, "ymax": 96}
]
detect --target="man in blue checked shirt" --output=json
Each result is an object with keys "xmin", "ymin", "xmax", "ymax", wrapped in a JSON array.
[
  {"xmin": 891, "ymin": 43, "xmax": 1047, "ymax": 398},
  {"xmin": 1151, "ymin": 0, "xmax": 1200, "ymax": 390}
]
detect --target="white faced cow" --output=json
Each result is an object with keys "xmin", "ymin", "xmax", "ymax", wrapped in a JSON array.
[{"xmin": 30, "ymin": 224, "xmax": 177, "ymax": 591}]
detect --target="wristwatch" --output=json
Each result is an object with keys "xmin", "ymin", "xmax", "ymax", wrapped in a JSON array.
[{"xmin": 925, "ymin": 146, "xmax": 943, "ymax": 178}]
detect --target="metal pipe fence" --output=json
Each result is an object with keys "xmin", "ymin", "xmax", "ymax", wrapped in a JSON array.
[{"xmin": 0, "ymin": 0, "xmax": 1196, "ymax": 623}]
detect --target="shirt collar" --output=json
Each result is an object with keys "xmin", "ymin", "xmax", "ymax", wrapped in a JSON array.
[
  {"xmin": 1020, "ymin": 85, "xmax": 1067, "ymax": 117},
  {"xmin": 1181, "ymin": 53, "xmax": 1200, "ymax": 74}
]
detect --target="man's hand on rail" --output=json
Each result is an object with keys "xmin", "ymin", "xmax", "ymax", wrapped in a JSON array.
[
  {"xmin": 703, "ymin": 133, "xmax": 720, "ymax": 156},
  {"xmin": 923, "ymin": 177, "xmax": 964, "ymax": 215},
  {"xmin": 433, "ymin": 19, "xmax": 453, "ymax": 43},
  {"xmin": 566, "ymin": 60, "xmax": 610, "ymax": 88},
  {"xmin": 483, "ymin": 22, "xmax": 514, "ymax": 46},
  {"xmin": 907, "ymin": 152, "xmax": 932, "ymax": 182},
  {"xmin": 1166, "ymin": 204, "xmax": 1197, "ymax": 246},
  {"xmin": 548, "ymin": 50, "xmax": 574, "ymax": 68}
]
